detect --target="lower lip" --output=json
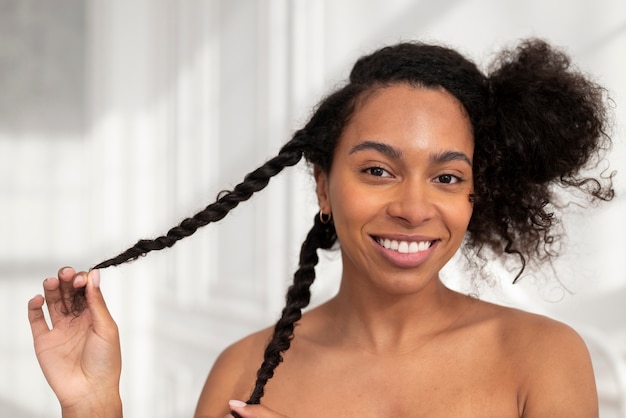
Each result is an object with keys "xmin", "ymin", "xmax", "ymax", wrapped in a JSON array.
[{"xmin": 371, "ymin": 237, "xmax": 438, "ymax": 269}]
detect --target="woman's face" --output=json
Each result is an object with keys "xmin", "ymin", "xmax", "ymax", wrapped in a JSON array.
[{"xmin": 316, "ymin": 84, "xmax": 474, "ymax": 294}]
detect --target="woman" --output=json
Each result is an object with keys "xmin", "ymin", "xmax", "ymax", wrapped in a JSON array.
[{"xmin": 29, "ymin": 39, "xmax": 614, "ymax": 417}]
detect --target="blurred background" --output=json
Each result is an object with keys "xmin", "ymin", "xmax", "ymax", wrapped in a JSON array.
[{"xmin": 1, "ymin": 0, "xmax": 625, "ymax": 416}]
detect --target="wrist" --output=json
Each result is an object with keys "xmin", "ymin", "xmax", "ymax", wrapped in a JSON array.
[{"xmin": 61, "ymin": 392, "xmax": 123, "ymax": 418}]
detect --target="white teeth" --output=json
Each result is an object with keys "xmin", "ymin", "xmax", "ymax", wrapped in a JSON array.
[{"xmin": 377, "ymin": 238, "xmax": 431, "ymax": 254}]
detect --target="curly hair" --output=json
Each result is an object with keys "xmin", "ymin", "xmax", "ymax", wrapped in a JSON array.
[
  {"xmin": 71, "ymin": 39, "xmax": 614, "ymax": 409},
  {"xmin": 470, "ymin": 40, "xmax": 614, "ymax": 281}
]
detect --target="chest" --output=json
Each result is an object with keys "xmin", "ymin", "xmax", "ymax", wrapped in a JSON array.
[{"xmin": 260, "ymin": 340, "xmax": 523, "ymax": 417}]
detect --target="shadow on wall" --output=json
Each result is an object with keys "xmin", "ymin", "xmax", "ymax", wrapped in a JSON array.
[{"xmin": 0, "ymin": 0, "xmax": 85, "ymax": 137}]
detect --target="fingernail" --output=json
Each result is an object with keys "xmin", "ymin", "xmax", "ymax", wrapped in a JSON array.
[
  {"xmin": 74, "ymin": 275, "xmax": 85, "ymax": 286},
  {"xmin": 92, "ymin": 269, "xmax": 100, "ymax": 288},
  {"xmin": 229, "ymin": 400, "xmax": 247, "ymax": 408}
]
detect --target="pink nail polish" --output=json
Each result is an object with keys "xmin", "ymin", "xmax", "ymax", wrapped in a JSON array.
[
  {"xmin": 92, "ymin": 269, "xmax": 101, "ymax": 288},
  {"xmin": 229, "ymin": 400, "xmax": 247, "ymax": 408}
]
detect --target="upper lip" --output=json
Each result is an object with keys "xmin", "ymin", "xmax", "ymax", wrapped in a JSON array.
[{"xmin": 370, "ymin": 233, "xmax": 438, "ymax": 242}]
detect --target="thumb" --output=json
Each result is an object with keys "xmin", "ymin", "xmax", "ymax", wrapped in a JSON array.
[{"xmin": 85, "ymin": 270, "xmax": 117, "ymax": 333}]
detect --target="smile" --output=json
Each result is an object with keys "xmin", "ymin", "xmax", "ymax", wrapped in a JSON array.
[{"xmin": 374, "ymin": 237, "xmax": 433, "ymax": 254}]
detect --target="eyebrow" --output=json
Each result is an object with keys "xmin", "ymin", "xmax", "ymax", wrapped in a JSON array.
[
  {"xmin": 348, "ymin": 141, "xmax": 472, "ymax": 167},
  {"xmin": 348, "ymin": 141, "xmax": 402, "ymax": 159},
  {"xmin": 430, "ymin": 150, "xmax": 472, "ymax": 167}
]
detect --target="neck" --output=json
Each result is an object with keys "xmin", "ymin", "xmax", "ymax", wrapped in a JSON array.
[{"xmin": 325, "ymin": 276, "xmax": 465, "ymax": 355}]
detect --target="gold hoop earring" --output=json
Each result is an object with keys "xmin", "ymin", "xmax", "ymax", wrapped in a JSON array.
[{"xmin": 319, "ymin": 210, "xmax": 332, "ymax": 224}]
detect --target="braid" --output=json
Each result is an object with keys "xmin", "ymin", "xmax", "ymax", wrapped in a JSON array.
[
  {"xmin": 92, "ymin": 132, "xmax": 307, "ymax": 269},
  {"xmin": 245, "ymin": 213, "xmax": 336, "ymax": 405},
  {"xmin": 69, "ymin": 130, "xmax": 309, "ymax": 314}
]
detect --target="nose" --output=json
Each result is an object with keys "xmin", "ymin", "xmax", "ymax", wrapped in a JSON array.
[{"xmin": 386, "ymin": 180, "xmax": 437, "ymax": 226}]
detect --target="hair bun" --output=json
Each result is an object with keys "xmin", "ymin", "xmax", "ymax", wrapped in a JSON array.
[{"xmin": 486, "ymin": 38, "xmax": 610, "ymax": 184}]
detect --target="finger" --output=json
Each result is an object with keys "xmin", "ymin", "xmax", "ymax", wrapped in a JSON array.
[
  {"xmin": 71, "ymin": 271, "xmax": 88, "ymax": 290},
  {"xmin": 58, "ymin": 266, "xmax": 76, "ymax": 282},
  {"xmin": 228, "ymin": 400, "xmax": 249, "ymax": 418},
  {"xmin": 85, "ymin": 270, "xmax": 117, "ymax": 337},
  {"xmin": 43, "ymin": 268, "xmax": 86, "ymax": 323},
  {"xmin": 27, "ymin": 293, "xmax": 50, "ymax": 339},
  {"xmin": 42, "ymin": 276, "xmax": 68, "ymax": 324},
  {"xmin": 50, "ymin": 267, "xmax": 85, "ymax": 319},
  {"xmin": 228, "ymin": 400, "xmax": 288, "ymax": 418},
  {"xmin": 60, "ymin": 266, "xmax": 85, "ymax": 296},
  {"xmin": 60, "ymin": 267, "xmax": 87, "ymax": 292}
]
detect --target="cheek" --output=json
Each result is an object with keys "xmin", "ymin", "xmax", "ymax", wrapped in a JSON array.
[
  {"xmin": 440, "ymin": 194, "xmax": 473, "ymax": 234},
  {"xmin": 329, "ymin": 183, "xmax": 360, "ymax": 226},
  {"xmin": 453, "ymin": 201, "xmax": 474, "ymax": 234},
  {"xmin": 327, "ymin": 182, "xmax": 378, "ymax": 245}
]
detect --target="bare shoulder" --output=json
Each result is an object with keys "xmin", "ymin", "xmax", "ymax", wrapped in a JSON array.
[
  {"xmin": 194, "ymin": 326, "xmax": 273, "ymax": 418},
  {"xmin": 482, "ymin": 302, "xmax": 598, "ymax": 418}
]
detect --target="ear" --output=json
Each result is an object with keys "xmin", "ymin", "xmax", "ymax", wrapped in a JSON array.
[{"xmin": 314, "ymin": 165, "xmax": 331, "ymax": 212}]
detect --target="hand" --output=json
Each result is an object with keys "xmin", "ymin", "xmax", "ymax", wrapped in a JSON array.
[
  {"xmin": 28, "ymin": 267, "xmax": 122, "ymax": 418},
  {"xmin": 227, "ymin": 400, "xmax": 290, "ymax": 418}
]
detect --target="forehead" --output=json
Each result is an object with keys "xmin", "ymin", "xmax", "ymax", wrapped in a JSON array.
[{"xmin": 339, "ymin": 84, "xmax": 474, "ymax": 156}]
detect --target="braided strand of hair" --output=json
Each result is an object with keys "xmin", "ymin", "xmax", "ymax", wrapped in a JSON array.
[
  {"xmin": 92, "ymin": 132, "xmax": 308, "ymax": 270},
  {"xmin": 244, "ymin": 213, "xmax": 336, "ymax": 406},
  {"xmin": 68, "ymin": 130, "xmax": 309, "ymax": 315}
]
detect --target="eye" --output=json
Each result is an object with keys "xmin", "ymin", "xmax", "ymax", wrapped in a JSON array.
[
  {"xmin": 364, "ymin": 166, "xmax": 391, "ymax": 177},
  {"xmin": 435, "ymin": 174, "xmax": 461, "ymax": 184}
]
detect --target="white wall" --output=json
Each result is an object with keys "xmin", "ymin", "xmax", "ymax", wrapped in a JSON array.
[{"xmin": 1, "ymin": 0, "xmax": 625, "ymax": 417}]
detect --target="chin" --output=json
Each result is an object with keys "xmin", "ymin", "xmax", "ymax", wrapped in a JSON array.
[{"xmin": 372, "ymin": 270, "xmax": 443, "ymax": 296}]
